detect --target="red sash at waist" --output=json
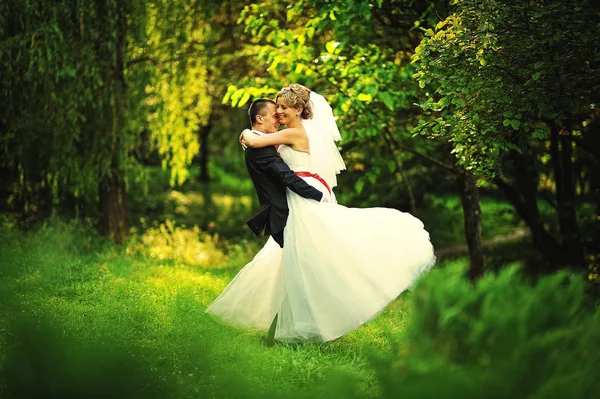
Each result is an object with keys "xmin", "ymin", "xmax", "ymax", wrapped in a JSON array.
[{"xmin": 295, "ymin": 171, "xmax": 331, "ymax": 194}]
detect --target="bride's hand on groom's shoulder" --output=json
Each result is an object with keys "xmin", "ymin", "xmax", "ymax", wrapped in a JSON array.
[{"xmin": 239, "ymin": 129, "xmax": 251, "ymax": 151}]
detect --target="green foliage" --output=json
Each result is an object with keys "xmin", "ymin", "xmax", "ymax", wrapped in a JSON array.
[
  {"xmin": 0, "ymin": 0, "xmax": 212, "ymax": 210},
  {"xmin": 126, "ymin": 0, "xmax": 214, "ymax": 186},
  {"xmin": 227, "ymin": 0, "xmax": 449, "ymax": 195},
  {"xmin": 126, "ymin": 165, "xmax": 259, "ymax": 240},
  {"xmin": 412, "ymin": 0, "xmax": 600, "ymax": 176},
  {"xmin": 125, "ymin": 219, "xmax": 229, "ymax": 268},
  {"xmin": 3, "ymin": 319, "xmax": 171, "ymax": 399},
  {"xmin": 0, "ymin": 0, "xmax": 127, "ymax": 201},
  {"xmin": 418, "ymin": 194, "xmax": 521, "ymax": 247},
  {"xmin": 377, "ymin": 262, "xmax": 600, "ymax": 398}
]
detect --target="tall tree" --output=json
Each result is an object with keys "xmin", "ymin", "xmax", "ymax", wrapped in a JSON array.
[
  {"xmin": 413, "ymin": 0, "xmax": 600, "ymax": 268},
  {"xmin": 192, "ymin": 0, "xmax": 250, "ymax": 182},
  {"xmin": 0, "ymin": 0, "xmax": 210, "ymax": 240}
]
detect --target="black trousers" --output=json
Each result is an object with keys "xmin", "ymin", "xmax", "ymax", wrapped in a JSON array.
[{"xmin": 272, "ymin": 231, "xmax": 284, "ymax": 248}]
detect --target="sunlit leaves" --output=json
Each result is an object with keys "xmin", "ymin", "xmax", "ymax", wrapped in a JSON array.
[
  {"xmin": 223, "ymin": 85, "xmax": 279, "ymax": 107},
  {"xmin": 325, "ymin": 40, "xmax": 339, "ymax": 54},
  {"xmin": 357, "ymin": 93, "xmax": 372, "ymax": 102},
  {"xmin": 1, "ymin": 0, "xmax": 218, "ymax": 210},
  {"xmin": 226, "ymin": 0, "xmax": 446, "ymax": 194},
  {"xmin": 124, "ymin": 0, "xmax": 212, "ymax": 187}
]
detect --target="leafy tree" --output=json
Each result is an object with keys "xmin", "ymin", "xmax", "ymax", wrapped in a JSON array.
[
  {"xmin": 191, "ymin": 0, "xmax": 251, "ymax": 183},
  {"xmin": 0, "ymin": 0, "xmax": 212, "ymax": 240},
  {"xmin": 413, "ymin": 0, "xmax": 600, "ymax": 268}
]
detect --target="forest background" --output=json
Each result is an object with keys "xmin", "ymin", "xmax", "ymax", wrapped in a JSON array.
[{"xmin": 1, "ymin": 1, "xmax": 599, "ymax": 398}]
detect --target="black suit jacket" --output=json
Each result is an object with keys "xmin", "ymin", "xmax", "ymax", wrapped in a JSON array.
[{"xmin": 245, "ymin": 145, "xmax": 323, "ymax": 247}]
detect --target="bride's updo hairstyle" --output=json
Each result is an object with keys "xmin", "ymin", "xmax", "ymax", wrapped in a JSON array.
[{"xmin": 276, "ymin": 83, "xmax": 313, "ymax": 119}]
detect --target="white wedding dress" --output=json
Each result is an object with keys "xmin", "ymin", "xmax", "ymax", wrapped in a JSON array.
[{"xmin": 206, "ymin": 145, "xmax": 436, "ymax": 343}]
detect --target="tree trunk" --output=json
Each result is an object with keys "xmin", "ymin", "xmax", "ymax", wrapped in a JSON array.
[
  {"xmin": 494, "ymin": 176, "xmax": 560, "ymax": 258},
  {"xmin": 459, "ymin": 169, "xmax": 484, "ymax": 280},
  {"xmin": 99, "ymin": 0, "xmax": 128, "ymax": 242},
  {"xmin": 99, "ymin": 171, "xmax": 127, "ymax": 242},
  {"xmin": 583, "ymin": 121, "xmax": 600, "ymax": 254},
  {"xmin": 396, "ymin": 159, "xmax": 417, "ymax": 214},
  {"xmin": 493, "ymin": 149, "xmax": 561, "ymax": 267},
  {"xmin": 550, "ymin": 121, "xmax": 584, "ymax": 267}
]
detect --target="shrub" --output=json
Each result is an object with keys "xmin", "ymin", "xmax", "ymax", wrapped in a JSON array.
[
  {"xmin": 126, "ymin": 219, "xmax": 229, "ymax": 269},
  {"xmin": 376, "ymin": 262, "xmax": 600, "ymax": 398}
]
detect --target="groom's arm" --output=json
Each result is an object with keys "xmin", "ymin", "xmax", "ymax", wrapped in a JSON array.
[{"xmin": 250, "ymin": 147, "xmax": 324, "ymax": 202}]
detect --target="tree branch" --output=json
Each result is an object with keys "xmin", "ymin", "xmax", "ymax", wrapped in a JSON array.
[
  {"xmin": 381, "ymin": 128, "xmax": 458, "ymax": 174},
  {"xmin": 395, "ymin": 143, "xmax": 459, "ymax": 174},
  {"xmin": 127, "ymin": 55, "xmax": 167, "ymax": 72},
  {"xmin": 381, "ymin": 132, "xmax": 417, "ymax": 213}
]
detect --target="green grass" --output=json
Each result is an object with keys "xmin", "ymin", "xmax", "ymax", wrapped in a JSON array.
[
  {"xmin": 0, "ymin": 219, "xmax": 416, "ymax": 398},
  {"xmin": 3, "ymin": 166, "xmax": 592, "ymax": 397},
  {"xmin": 1, "ymin": 219, "xmax": 597, "ymax": 398}
]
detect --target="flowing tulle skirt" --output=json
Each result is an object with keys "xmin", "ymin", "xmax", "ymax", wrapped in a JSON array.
[{"xmin": 206, "ymin": 185, "xmax": 435, "ymax": 343}]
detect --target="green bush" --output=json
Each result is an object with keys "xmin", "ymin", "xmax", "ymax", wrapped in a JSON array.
[
  {"xmin": 125, "ymin": 219, "xmax": 229, "ymax": 269},
  {"xmin": 376, "ymin": 262, "xmax": 600, "ymax": 398}
]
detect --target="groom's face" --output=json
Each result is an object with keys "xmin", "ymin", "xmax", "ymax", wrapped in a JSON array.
[{"xmin": 261, "ymin": 103, "xmax": 280, "ymax": 134}]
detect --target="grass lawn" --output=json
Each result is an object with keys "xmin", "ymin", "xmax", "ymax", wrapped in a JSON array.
[
  {"xmin": 3, "ymin": 166, "xmax": 593, "ymax": 398},
  {"xmin": 0, "ymin": 219, "xmax": 424, "ymax": 398},
  {"xmin": 1, "ymin": 219, "xmax": 596, "ymax": 398}
]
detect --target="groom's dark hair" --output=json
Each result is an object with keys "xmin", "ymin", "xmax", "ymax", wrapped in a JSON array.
[{"xmin": 248, "ymin": 98, "xmax": 276, "ymax": 125}]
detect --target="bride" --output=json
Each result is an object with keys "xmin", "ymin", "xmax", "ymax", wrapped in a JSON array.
[{"xmin": 206, "ymin": 84, "xmax": 436, "ymax": 344}]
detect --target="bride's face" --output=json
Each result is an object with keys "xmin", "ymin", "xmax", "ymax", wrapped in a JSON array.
[{"xmin": 277, "ymin": 99, "xmax": 301, "ymax": 126}]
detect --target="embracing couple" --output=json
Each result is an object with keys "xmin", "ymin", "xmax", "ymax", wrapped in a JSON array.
[{"xmin": 207, "ymin": 84, "xmax": 436, "ymax": 345}]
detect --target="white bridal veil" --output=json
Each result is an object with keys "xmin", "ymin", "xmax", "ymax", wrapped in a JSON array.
[{"xmin": 302, "ymin": 91, "xmax": 346, "ymax": 191}]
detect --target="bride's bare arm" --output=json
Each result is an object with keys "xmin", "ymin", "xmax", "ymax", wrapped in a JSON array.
[{"xmin": 242, "ymin": 128, "xmax": 305, "ymax": 149}]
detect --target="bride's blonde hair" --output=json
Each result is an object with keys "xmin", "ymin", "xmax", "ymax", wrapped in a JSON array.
[{"xmin": 276, "ymin": 83, "xmax": 313, "ymax": 119}]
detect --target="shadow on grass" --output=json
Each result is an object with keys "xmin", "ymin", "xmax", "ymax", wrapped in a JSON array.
[{"xmin": 2, "ymin": 317, "xmax": 174, "ymax": 399}]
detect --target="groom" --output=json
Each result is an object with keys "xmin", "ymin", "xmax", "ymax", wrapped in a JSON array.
[
  {"xmin": 242, "ymin": 98, "xmax": 324, "ymax": 347},
  {"xmin": 243, "ymin": 98, "xmax": 325, "ymax": 247}
]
